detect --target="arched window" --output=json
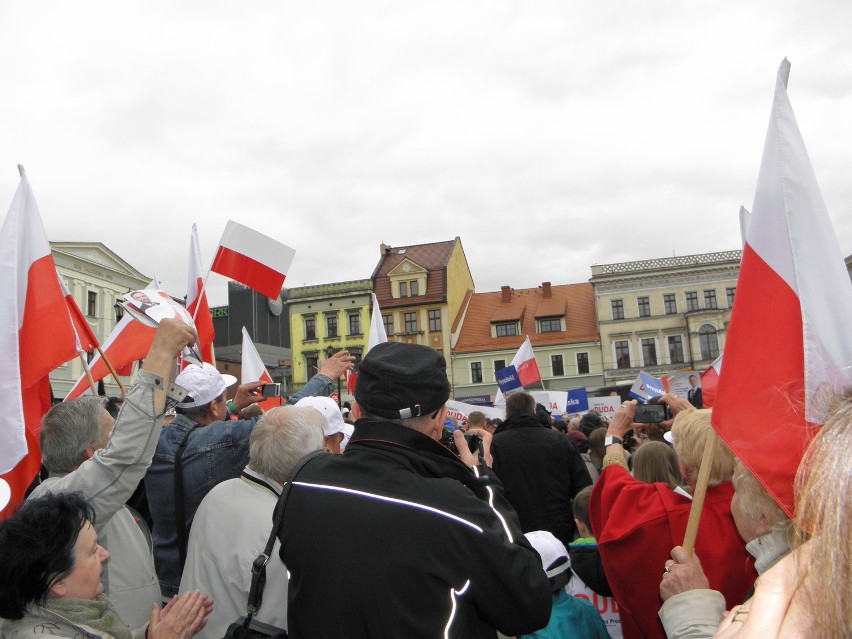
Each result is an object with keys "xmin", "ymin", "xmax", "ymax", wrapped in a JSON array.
[{"xmin": 699, "ymin": 324, "xmax": 720, "ymax": 360}]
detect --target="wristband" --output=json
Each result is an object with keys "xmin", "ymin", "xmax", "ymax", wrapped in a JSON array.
[{"xmin": 227, "ymin": 400, "xmax": 238, "ymax": 416}]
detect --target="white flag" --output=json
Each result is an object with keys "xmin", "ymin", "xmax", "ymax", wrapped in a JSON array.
[{"xmin": 367, "ymin": 293, "xmax": 387, "ymax": 353}]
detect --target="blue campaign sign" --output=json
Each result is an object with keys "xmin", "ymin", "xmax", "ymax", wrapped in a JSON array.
[
  {"xmin": 629, "ymin": 371, "xmax": 666, "ymax": 400},
  {"xmin": 565, "ymin": 388, "xmax": 589, "ymax": 413},
  {"xmin": 496, "ymin": 365, "xmax": 523, "ymax": 395}
]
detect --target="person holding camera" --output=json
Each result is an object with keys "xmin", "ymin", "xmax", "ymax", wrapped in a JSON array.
[
  {"xmin": 587, "ymin": 399, "xmax": 756, "ymax": 639},
  {"xmin": 277, "ymin": 342, "xmax": 551, "ymax": 638},
  {"xmin": 145, "ymin": 351, "xmax": 354, "ymax": 599}
]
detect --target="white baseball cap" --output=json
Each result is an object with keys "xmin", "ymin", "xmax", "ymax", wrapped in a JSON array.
[
  {"xmin": 340, "ymin": 423, "xmax": 355, "ymax": 451},
  {"xmin": 295, "ymin": 396, "xmax": 345, "ymax": 437},
  {"xmin": 175, "ymin": 363, "xmax": 237, "ymax": 407},
  {"xmin": 524, "ymin": 530, "xmax": 570, "ymax": 578}
]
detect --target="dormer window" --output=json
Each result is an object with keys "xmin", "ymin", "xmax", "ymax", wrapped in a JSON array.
[
  {"xmin": 494, "ymin": 321, "xmax": 519, "ymax": 337},
  {"xmin": 538, "ymin": 317, "xmax": 563, "ymax": 333}
]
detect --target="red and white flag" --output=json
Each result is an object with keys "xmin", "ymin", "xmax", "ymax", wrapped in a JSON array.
[
  {"xmin": 187, "ymin": 224, "xmax": 215, "ymax": 363},
  {"xmin": 65, "ymin": 279, "xmax": 160, "ymax": 400},
  {"xmin": 210, "ymin": 220, "xmax": 296, "ymax": 300},
  {"xmin": 712, "ymin": 60, "xmax": 852, "ymax": 517},
  {"xmin": 494, "ymin": 336, "xmax": 542, "ymax": 405},
  {"xmin": 58, "ymin": 273, "xmax": 99, "ymax": 353},
  {"xmin": 0, "ymin": 168, "xmax": 78, "ymax": 517},
  {"xmin": 241, "ymin": 327, "xmax": 281, "ymax": 411},
  {"xmin": 367, "ymin": 293, "xmax": 388, "ymax": 353},
  {"xmin": 699, "ymin": 355, "xmax": 722, "ymax": 408}
]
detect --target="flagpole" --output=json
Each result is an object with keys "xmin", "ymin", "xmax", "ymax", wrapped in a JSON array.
[
  {"xmin": 77, "ymin": 352, "xmax": 99, "ymax": 395},
  {"xmin": 681, "ymin": 436, "xmax": 717, "ymax": 554},
  {"xmin": 96, "ymin": 346, "xmax": 127, "ymax": 397}
]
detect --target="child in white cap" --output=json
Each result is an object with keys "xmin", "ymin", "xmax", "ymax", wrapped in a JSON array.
[{"xmin": 522, "ymin": 530, "xmax": 610, "ymax": 639}]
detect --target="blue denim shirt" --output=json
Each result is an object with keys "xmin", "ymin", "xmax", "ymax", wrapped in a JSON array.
[{"xmin": 146, "ymin": 373, "xmax": 335, "ymax": 596}]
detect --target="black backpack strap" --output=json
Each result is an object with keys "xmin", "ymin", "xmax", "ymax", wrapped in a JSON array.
[
  {"xmin": 242, "ymin": 449, "xmax": 328, "ymax": 626},
  {"xmin": 174, "ymin": 423, "xmax": 202, "ymax": 571}
]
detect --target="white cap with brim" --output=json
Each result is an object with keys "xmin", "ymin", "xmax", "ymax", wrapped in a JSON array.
[
  {"xmin": 524, "ymin": 530, "xmax": 570, "ymax": 578},
  {"xmin": 175, "ymin": 363, "xmax": 237, "ymax": 407},
  {"xmin": 295, "ymin": 396, "xmax": 346, "ymax": 437}
]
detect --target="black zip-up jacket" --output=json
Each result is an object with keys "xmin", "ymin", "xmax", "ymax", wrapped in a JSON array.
[
  {"xmin": 491, "ymin": 414, "xmax": 594, "ymax": 547},
  {"xmin": 277, "ymin": 419, "xmax": 552, "ymax": 638}
]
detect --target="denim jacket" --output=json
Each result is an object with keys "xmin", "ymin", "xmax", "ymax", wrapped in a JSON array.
[{"xmin": 145, "ymin": 372, "xmax": 335, "ymax": 596}]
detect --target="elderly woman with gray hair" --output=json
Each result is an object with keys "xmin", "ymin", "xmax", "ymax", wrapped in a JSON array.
[
  {"xmin": 657, "ymin": 460, "xmax": 792, "ymax": 638},
  {"xmin": 0, "ymin": 491, "xmax": 212, "ymax": 639}
]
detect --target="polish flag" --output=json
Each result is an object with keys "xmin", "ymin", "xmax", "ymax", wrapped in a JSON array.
[
  {"xmin": 187, "ymin": 224, "xmax": 215, "ymax": 363},
  {"xmin": 494, "ymin": 336, "xmax": 542, "ymax": 405},
  {"xmin": 366, "ymin": 293, "xmax": 388, "ymax": 353},
  {"xmin": 58, "ymin": 273, "xmax": 99, "ymax": 353},
  {"xmin": 210, "ymin": 220, "xmax": 296, "ymax": 300},
  {"xmin": 711, "ymin": 60, "xmax": 852, "ymax": 517},
  {"xmin": 65, "ymin": 279, "xmax": 160, "ymax": 400},
  {"xmin": 241, "ymin": 327, "xmax": 281, "ymax": 411},
  {"xmin": 0, "ymin": 168, "xmax": 78, "ymax": 518},
  {"xmin": 346, "ymin": 369, "xmax": 357, "ymax": 396},
  {"xmin": 699, "ymin": 355, "xmax": 722, "ymax": 408}
]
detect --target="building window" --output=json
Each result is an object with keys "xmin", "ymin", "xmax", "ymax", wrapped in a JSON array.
[
  {"xmin": 326, "ymin": 315, "xmax": 338, "ymax": 338},
  {"xmin": 551, "ymin": 354, "xmax": 564, "ymax": 376},
  {"xmin": 699, "ymin": 324, "xmax": 720, "ymax": 360},
  {"xmin": 685, "ymin": 291, "xmax": 699, "ymax": 312},
  {"xmin": 348, "ymin": 313, "xmax": 361, "ymax": 336},
  {"xmin": 615, "ymin": 341, "xmax": 631, "ymax": 369},
  {"xmin": 471, "ymin": 362, "xmax": 483, "ymax": 383},
  {"xmin": 404, "ymin": 312, "xmax": 418, "ymax": 333},
  {"xmin": 495, "ymin": 322, "xmax": 518, "ymax": 337},
  {"xmin": 304, "ymin": 316, "xmax": 316, "ymax": 340},
  {"xmin": 305, "ymin": 355, "xmax": 318, "ymax": 374},
  {"xmin": 399, "ymin": 281, "xmax": 408, "ymax": 298},
  {"xmin": 641, "ymin": 338, "xmax": 658, "ymax": 366},
  {"xmin": 383, "ymin": 314, "xmax": 393, "ymax": 336},
  {"xmin": 611, "ymin": 299, "xmax": 624, "ymax": 320},
  {"xmin": 664, "ymin": 294, "xmax": 677, "ymax": 315},
  {"xmin": 539, "ymin": 317, "xmax": 561, "ymax": 333},
  {"xmin": 726, "ymin": 287, "xmax": 736, "ymax": 308},
  {"xmin": 704, "ymin": 289, "xmax": 718, "ymax": 309},
  {"xmin": 87, "ymin": 291, "xmax": 97, "ymax": 317},
  {"xmin": 668, "ymin": 336, "xmax": 685, "ymax": 364},
  {"xmin": 577, "ymin": 352, "xmax": 590, "ymax": 375},
  {"xmin": 493, "ymin": 360, "xmax": 505, "ymax": 380},
  {"xmin": 428, "ymin": 309, "xmax": 442, "ymax": 332},
  {"xmin": 410, "ymin": 280, "xmax": 419, "ymax": 296},
  {"xmin": 637, "ymin": 297, "xmax": 651, "ymax": 318}
]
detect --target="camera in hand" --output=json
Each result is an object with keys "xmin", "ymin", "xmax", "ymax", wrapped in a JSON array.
[
  {"xmin": 633, "ymin": 403, "xmax": 671, "ymax": 424},
  {"xmin": 260, "ymin": 383, "xmax": 281, "ymax": 398},
  {"xmin": 442, "ymin": 428, "xmax": 482, "ymax": 455}
]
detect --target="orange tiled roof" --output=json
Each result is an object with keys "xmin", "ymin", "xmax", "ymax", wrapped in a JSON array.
[
  {"xmin": 454, "ymin": 282, "xmax": 599, "ymax": 353},
  {"xmin": 371, "ymin": 239, "xmax": 457, "ymax": 309}
]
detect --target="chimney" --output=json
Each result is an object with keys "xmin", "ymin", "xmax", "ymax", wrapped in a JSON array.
[
  {"xmin": 542, "ymin": 282, "xmax": 552, "ymax": 299},
  {"xmin": 380, "ymin": 243, "xmax": 391, "ymax": 255},
  {"xmin": 501, "ymin": 286, "xmax": 512, "ymax": 303}
]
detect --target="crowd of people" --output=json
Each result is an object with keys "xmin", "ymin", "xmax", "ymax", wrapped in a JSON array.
[{"xmin": 0, "ymin": 317, "xmax": 849, "ymax": 638}]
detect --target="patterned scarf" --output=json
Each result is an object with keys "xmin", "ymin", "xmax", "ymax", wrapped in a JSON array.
[{"xmin": 43, "ymin": 594, "xmax": 133, "ymax": 639}]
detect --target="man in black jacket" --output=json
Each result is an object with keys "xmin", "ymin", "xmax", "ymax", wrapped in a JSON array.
[
  {"xmin": 278, "ymin": 342, "xmax": 551, "ymax": 638},
  {"xmin": 491, "ymin": 392, "xmax": 593, "ymax": 547}
]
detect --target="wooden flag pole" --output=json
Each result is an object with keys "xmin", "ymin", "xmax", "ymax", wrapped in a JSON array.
[
  {"xmin": 682, "ymin": 435, "xmax": 717, "ymax": 555},
  {"xmin": 95, "ymin": 345, "xmax": 127, "ymax": 398},
  {"xmin": 78, "ymin": 352, "xmax": 99, "ymax": 396}
]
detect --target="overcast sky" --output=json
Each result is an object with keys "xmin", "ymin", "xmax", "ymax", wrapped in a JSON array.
[{"xmin": 2, "ymin": 1, "xmax": 850, "ymax": 307}]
